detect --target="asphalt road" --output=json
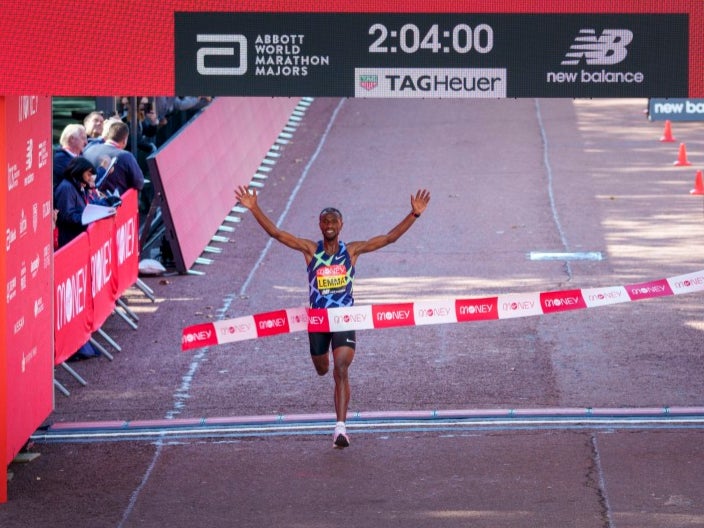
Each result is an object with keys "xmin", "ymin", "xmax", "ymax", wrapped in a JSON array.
[{"xmin": 2, "ymin": 97, "xmax": 704, "ymax": 528}]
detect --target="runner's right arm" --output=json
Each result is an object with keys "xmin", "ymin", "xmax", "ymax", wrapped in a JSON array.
[{"xmin": 235, "ymin": 186, "xmax": 316, "ymax": 258}]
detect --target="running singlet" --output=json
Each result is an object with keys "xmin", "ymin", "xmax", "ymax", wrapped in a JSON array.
[{"xmin": 307, "ymin": 240, "xmax": 355, "ymax": 308}]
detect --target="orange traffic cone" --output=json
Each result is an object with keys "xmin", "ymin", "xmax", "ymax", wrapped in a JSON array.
[
  {"xmin": 691, "ymin": 170, "xmax": 704, "ymax": 195},
  {"xmin": 660, "ymin": 120, "xmax": 675, "ymax": 142},
  {"xmin": 674, "ymin": 143, "xmax": 692, "ymax": 166}
]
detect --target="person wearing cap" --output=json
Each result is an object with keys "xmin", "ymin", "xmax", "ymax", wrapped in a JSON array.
[{"xmin": 234, "ymin": 185, "xmax": 430, "ymax": 448}]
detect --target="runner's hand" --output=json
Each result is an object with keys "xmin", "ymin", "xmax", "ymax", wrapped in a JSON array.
[
  {"xmin": 235, "ymin": 185, "xmax": 257, "ymax": 209},
  {"xmin": 411, "ymin": 188, "xmax": 430, "ymax": 216}
]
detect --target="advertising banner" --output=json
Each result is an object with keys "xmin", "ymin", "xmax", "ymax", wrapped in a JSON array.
[
  {"xmin": 54, "ymin": 234, "xmax": 93, "ymax": 365},
  {"xmin": 87, "ymin": 217, "xmax": 118, "ymax": 331},
  {"xmin": 183, "ymin": 270, "xmax": 704, "ymax": 351},
  {"xmin": 175, "ymin": 12, "xmax": 689, "ymax": 98},
  {"xmin": 114, "ymin": 190, "xmax": 139, "ymax": 296},
  {"xmin": 2, "ymin": 96, "xmax": 54, "ymax": 467},
  {"xmin": 0, "ymin": 1, "xmax": 701, "ymax": 97},
  {"xmin": 1, "ymin": 96, "xmax": 7, "ymax": 503},
  {"xmin": 648, "ymin": 98, "xmax": 704, "ymax": 121}
]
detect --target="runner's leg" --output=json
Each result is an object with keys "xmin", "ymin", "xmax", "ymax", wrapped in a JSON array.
[
  {"xmin": 311, "ymin": 354, "xmax": 329, "ymax": 376},
  {"xmin": 309, "ymin": 332, "xmax": 331, "ymax": 375},
  {"xmin": 332, "ymin": 345, "xmax": 355, "ymax": 422}
]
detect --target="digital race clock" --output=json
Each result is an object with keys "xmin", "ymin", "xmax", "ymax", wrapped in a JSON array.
[{"xmin": 368, "ymin": 23, "xmax": 494, "ymax": 55}]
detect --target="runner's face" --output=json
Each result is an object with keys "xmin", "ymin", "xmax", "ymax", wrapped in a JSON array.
[{"xmin": 319, "ymin": 213, "xmax": 342, "ymax": 240}]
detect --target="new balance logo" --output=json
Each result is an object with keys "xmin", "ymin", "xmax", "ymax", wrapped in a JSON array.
[{"xmin": 561, "ymin": 29, "xmax": 633, "ymax": 66}]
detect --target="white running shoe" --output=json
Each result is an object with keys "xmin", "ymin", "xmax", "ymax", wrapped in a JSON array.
[{"xmin": 333, "ymin": 424, "xmax": 350, "ymax": 449}]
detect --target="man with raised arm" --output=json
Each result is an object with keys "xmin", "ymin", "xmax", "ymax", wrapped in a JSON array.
[{"xmin": 234, "ymin": 186, "xmax": 430, "ymax": 448}]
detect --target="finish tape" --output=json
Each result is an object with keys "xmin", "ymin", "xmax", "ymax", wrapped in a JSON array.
[{"xmin": 182, "ymin": 269, "xmax": 704, "ymax": 351}]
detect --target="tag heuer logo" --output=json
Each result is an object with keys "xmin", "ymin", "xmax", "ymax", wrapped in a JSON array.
[{"xmin": 359, "ymin": 75, "xmax": 378, "ymax": 91}]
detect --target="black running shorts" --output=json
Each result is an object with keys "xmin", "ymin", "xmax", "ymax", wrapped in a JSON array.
[{"xmin": 308, "ymin": 331, "xmax": 357, "ymax": 356}]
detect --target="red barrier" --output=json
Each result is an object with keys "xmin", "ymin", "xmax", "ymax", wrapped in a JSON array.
[
  {"xmin": 114, "ymin": 190, "xmax": 140, "ymax": 294},
  {"xmin": 148, "ymin": 97, "xmax": 300, "ymax": 273},
  {"xmin": 54, "ymin": 234, "xmax": 93, "ymax": 365},
  {"xmin": 87, "ymin": 217, "xmax": 118, "ymax": 331},
  {"xmin": 53, "ymin": 192, "xmax": 139, "ymax": 364}
]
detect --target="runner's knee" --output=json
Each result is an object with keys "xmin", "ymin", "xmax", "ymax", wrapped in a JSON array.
[
  {"xmin": 312, "ymin": 355, "xmax": 329, "ymax": 376},
  {"xmin": 333, "ymin": 360, "xmax": 350, "ymax": 380}
]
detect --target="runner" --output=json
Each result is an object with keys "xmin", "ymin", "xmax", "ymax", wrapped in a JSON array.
[{"xmin": 234, "ymin": 186, "xmax": 431, "ymax": 448}]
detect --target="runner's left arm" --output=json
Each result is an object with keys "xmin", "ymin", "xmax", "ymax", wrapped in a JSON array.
[{"xmin": 348, "ymin": 188, "xmax": 430, "ymax": 258}]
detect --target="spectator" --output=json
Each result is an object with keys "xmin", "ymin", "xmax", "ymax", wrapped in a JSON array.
[
  {"xmin": 53, "ymin": 156, "xmax": 103, "ymax": 361},
  {"xmin": 84, "ymin": 116, "xmax": 122, "ymax": 180},
  {"xmin": 83, "ymin": 120, "xmax": 145, "ymax": 196},
  {"xmin": 138, "ymin": 98, "xmax": 158, "ymax": 153},
  {"xmin": 53, "ymin": 156, "xmax": 96, "ymax": 248},
  {"xmin": 100, "ymin": 116, "xmax": 123, "ymax": 139},
  {"xmin": 83, "ymin": 111, "xmax": 105, "ymax": 140},
  {"xmin": 53, "ymin": 124, "xmax": 87, "ymax": 187},
  {"xmin": 117, "ymin": 96, "xmax": 131, "ymax": 121},
  {"xmin": 119, "ymin": 97, "xmax": 158, "ymax": 155}
]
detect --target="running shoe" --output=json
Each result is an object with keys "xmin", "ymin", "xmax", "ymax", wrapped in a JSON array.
[{"xmin": 333, "ymin": 424, "xmax": 350, "ymax": 448}]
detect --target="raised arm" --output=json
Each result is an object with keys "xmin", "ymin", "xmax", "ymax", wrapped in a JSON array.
[
  {"xmin": 235, "ymin": 185, "xmax": 316, "ymax": 258},
  {"xmin": 347, "ymin": 188, "xmax": 430, "ymax": 261}
]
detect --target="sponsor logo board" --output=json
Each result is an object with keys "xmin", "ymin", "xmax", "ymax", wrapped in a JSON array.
[
  {"xmin": 176, "ymin": 13, "xmax": 688, "ymax": 97},
  {"xmin": 355, "ymin": 68, "xmax": 506, "ymax": 98}
]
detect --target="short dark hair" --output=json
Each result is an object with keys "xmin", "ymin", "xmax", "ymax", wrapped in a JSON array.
[
  {"xmin": 83, "ymin": 110, "xmax": 104, "ymax": 124},
  {"xmin": 319, "ymin": 207, "xmax": 342, "ymax": 219},
  {"xmin": 63, "ymin": 156, "xmax": 96, "ymax": 183}
]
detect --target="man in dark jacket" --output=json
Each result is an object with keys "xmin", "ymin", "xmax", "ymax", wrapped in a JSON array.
[
  {"xmin": 83, "ymin": 120, "xmax": 145, "ymax": 195},
  {"xmin": 53, "ymin": 124, "xmax": 87, "ymax": 187}
]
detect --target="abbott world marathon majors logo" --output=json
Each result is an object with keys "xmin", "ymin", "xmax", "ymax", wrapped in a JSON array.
[
  {"xmin": 547, "ymin": 29, "xmax": 643, "ymax": 86},
  {"xmin": 196, "ymin": 33, "xmax": 329, "ymax": 77},
  {"xmin": 355, "ymin": 68, "xmax": 507, "ymax": 98}
]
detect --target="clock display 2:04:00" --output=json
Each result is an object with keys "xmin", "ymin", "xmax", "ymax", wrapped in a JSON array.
[{"xmin": 368, "ymin": 23, "xmax": 494, "ymax": 54}]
